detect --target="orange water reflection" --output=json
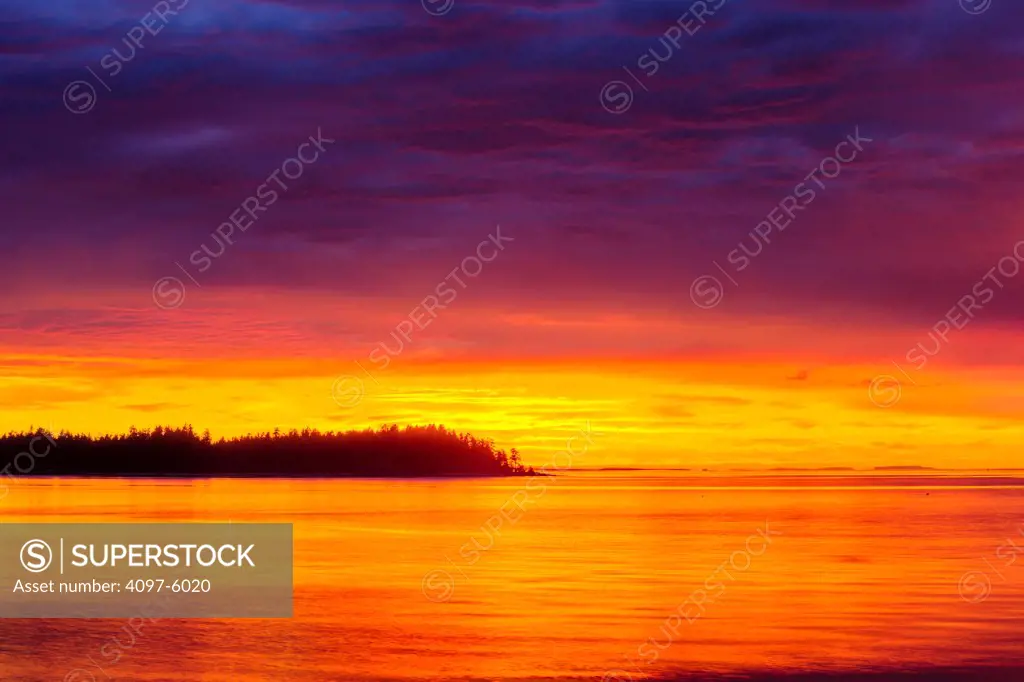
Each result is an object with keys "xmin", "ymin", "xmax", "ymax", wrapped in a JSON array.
[{"xmin": 1, "ymin": 472, "xmax": 1022, "ymax": 680}]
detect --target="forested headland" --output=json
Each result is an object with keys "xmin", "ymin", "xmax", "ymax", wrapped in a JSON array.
[{"xmin": 0, "ymin": 424, "xmax": 533, "ymax": 478}]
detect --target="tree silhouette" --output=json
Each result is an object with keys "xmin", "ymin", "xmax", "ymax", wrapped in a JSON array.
[{"xmin": 0, "ymin": 425, "xmax": 535, "ymax": 478}]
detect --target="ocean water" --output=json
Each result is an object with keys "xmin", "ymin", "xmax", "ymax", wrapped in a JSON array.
[{"xmin": 1, "ymin": 471, "xmax": 1023, "ymax": 681}]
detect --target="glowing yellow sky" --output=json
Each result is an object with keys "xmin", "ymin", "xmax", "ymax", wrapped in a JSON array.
[{"xmin": 3, "ymin": 353, "xmax": 1023, "ymax": 469}]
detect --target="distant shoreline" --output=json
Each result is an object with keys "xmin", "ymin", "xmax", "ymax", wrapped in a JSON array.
[
  {"xmin": 7, "ymin": 472, "xmax": 543, "ymax": 480},
  {"xmin": 582, "ymin": 466, "xmax": 1024, "ymax": 473}
]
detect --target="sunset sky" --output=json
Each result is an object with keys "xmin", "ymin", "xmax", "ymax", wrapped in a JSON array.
[{"xmin": 2, "ymin": 0, "xmax": 1024, "ymax": 468}]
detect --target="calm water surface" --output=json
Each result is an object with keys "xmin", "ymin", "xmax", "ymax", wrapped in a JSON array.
[{"xmin": 1, "ymin": 472, "xmax": 1023, "ymax": 681}]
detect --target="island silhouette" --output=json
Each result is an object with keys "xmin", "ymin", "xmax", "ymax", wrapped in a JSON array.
[{"xmin": 1, "ymin": 424, "xmax": 534, "ymax": 478}]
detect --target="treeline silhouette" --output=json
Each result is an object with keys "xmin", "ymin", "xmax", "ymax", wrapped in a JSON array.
[{"xmin": 0, "ymin": 424, "xmax": 534, "ymax": 478}]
